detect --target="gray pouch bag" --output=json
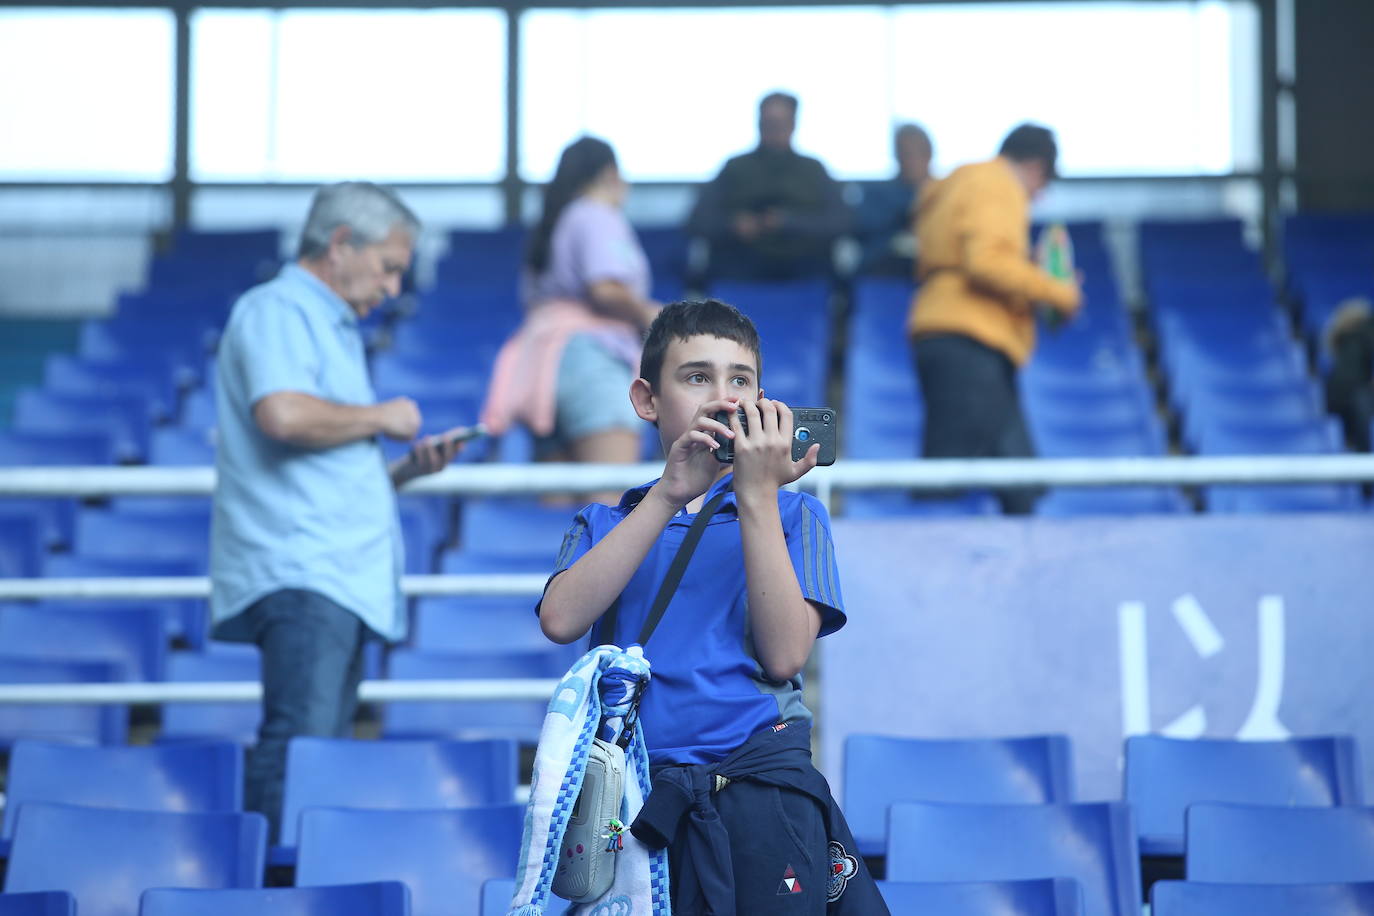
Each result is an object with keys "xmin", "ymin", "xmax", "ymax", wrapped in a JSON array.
[{"xmin": 552, "ymin": 737, "xmax": 626, "ymax": 902}]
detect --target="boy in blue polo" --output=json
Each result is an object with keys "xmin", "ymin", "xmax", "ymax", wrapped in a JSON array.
[{"xmin": 539, "ymin": 299, "xmax": 886, "ymax": 914}]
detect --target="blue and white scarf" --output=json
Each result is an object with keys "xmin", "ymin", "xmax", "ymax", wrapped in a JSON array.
[{"xmin": 508, "ymin": 645, "xmax": 671, "ymax": 916}]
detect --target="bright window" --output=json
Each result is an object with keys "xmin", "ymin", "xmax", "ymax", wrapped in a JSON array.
[
  {"xmin": 521, "ymin": 2, "xmax": 1258, "ymax": 182},
  {"xmin": 191, "ymin": 9, "xmax": 506, "ymax": 182},
  {"xmin": 0, "ymin": 9, "xmax": 175, "ymax": 181}
]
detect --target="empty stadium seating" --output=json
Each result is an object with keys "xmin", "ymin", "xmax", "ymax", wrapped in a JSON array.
[
  {"xmin": 886, "ymin": 801, "xmax": 1141, "ymax": 916},
  {"xmin": 295, "ymin": 805, "xmax": 523, "ymax": 916},
  {"xmin": 1152, "ymin": 879, "xmax": 1374, "ymax": 916},
  {"xmin": 1125, "ymin": 734, "xmax": 1363, "ymax": 856},
  {"xmin": 843, "ymin": 733, "xmax": 1075, "ymax": 856},
  {"xmin": 138, "ymin": 883, "xmax": 411, "ymax": 916},
  {"xmin": 876, "ymin": 878, "xmax": 1085, "ymax": 915},
  {"xmin": 1185, "ymin": 803, "xmax": 1374, "ymax": 884},
  {"xmin": 0, "ymin": 892, "xmax": 77, "ymax": 916},
  {"xmin": 4, "ymin": 804, "xmax": 267, "ymax": 916}
]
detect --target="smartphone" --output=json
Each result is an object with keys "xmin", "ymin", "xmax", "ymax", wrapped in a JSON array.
[
  {"xmin": 713, "ymin": 407, "xmax": 838, "ymax": 466},
  {"xmin": 443, "ymin": 423, "xmax": 488, "ymax": 447}
]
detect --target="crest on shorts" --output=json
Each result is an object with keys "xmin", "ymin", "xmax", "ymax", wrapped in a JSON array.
[{"xmin": 827, "ymin": 840, "xmax": 858, "ymax": 902}]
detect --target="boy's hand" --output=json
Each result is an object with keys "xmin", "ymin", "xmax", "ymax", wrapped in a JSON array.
[
  {"xmin": 731, "ymin": 398, "xmax": 819, "ymax": 498},
  {"xmin": 653, "ymin": 397, "xmax": 738, "ymax": 509}
]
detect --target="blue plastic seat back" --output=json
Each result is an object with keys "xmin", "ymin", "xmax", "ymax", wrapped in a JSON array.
[
  {"xmin": 161, "ymin": 647, "xmax": 262, "ymax": 745},
  {"xmin": 382, "ymin": 649, "xmax": 571, "ymax": 743},
  {"xmin": 4, "ymin": 803, "xmax": 266, "ymax": 916},
  {"xmin": 75, "ymin": 508, "xmax": 210, "ymax": 568},
  {"xmin": 0, "ymin": 891, "xmax": 76, "ymax": 916},
  {"xmin": 1152, "ymin": 879, "xmax": 1374, "ymax": 915},
  {"xmin": 0, "ymin": 604, "xmax": 167, "ymax": 682},
  {"xmin": 887, "ymin": 801, "xmax": 1140, "ymax": 916},
  {"xmin": 40, "ymin": 554, "xmax": 203, "ymax": 644},
  {"xmin": 844, "ymin": 734, "xmax": 1074, "ymax": 857},
  {"xmin": 1127, "ymin": 735, "xmax": 1363, "ymax": 857},
  {"xmin": 1186, "ymin": 803, "xmax": 1374, "ymax": 884},
  {"xmin": 0, "ymin": 512, "xmax": 42, "ymax": 577},
  {"xmin": 278, "ymin": 738, "xmax": 518, "ymax": 849},
  {"xmin": 479, "ymin": 878, "xmax": 569, "ymax": 916},
  {"xmin": 139, "ymin": 882, "xmax": 410, "ymax": 916},
  {"xmin": 1035, "ymin": 487, "xmax": 1189, "ymax": 517},
  {"xmin": 0, "ymin": 657, "xmax": 128, "ymax": 746},
  {"xmin": 456, "ymin": 499, "xmax": 576, "ymax": 562},
  {"xmin": 0, "ymin": 430, "xmax": 117, "ymax": 466},
  {"xmin": 148, "ymin": 428, "xmax": 216, "ymax": 466},
  {"xmin": 295, "ymin": 804, "xmax": 524, "ymax": 916},
  {"xmin": 43, "ymin": 354, "xmax": 181, "ymax": 422},
  {"xmin": 2, "ymin": 740, "xmax": 242, "ymax": 843},
  {"xmin": 412, "ymin": 595, "xmax": 555, "ymax": 653},
  {"xmin": 12, "ymin": 389, "xmax": 152, "ymax": 462},
  {"xmin": 877, "ymin": 878, "xmax": 1085, "ymax": 915}
]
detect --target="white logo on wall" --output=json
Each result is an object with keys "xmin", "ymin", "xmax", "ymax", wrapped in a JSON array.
[{"xmin": 1117, "ymin": 594, "xmax": 1289, "ymax": 740}]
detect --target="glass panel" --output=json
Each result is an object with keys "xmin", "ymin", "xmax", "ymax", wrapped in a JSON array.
[
  {"xmin": 0, "ymin": 9, "xmax": 174, "ymax": 180},
  {"xmin": 192, "ymin": 9, "xmax": 506, "ymax": 182}
]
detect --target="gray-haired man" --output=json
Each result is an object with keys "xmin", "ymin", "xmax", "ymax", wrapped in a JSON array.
[{"xmin": 210, "ymin": 182, "xmax": 466, "ymax": 839}]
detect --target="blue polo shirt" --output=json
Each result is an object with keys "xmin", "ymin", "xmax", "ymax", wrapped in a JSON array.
[
  {"xmin": 210, "ymin": 263, "xmax": 405, "ymax": 642},
  {"xmin": 543, "ymin": 473, "xmax": 846, "ymax": 765}
]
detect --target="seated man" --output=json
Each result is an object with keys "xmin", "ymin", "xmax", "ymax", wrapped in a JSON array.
[
  {"xmin": 687, "ymin": 92, "xmax": 849, "ymax": 282},
  {"xmin": 854, "ymin": 123, "xmax": 933, "ymax": 277}
]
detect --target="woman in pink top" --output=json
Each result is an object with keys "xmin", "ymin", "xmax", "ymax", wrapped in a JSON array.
[{"xmin": 483, "ymin": 137, "xmax": 658, "ymax": 499}]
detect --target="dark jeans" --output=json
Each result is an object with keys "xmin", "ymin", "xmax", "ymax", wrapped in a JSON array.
[
  {"xmin": 913, "ymin": 333, "xmax": 1041, "ymax": 515},
  {"xmin": 236, "ymin": 588, "xmax": 368, "ymax": 841}
]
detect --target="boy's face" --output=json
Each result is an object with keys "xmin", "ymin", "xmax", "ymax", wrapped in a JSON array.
[{"xmin": 632, "ymin": 334, "xmax": 761, "ymax": 447}]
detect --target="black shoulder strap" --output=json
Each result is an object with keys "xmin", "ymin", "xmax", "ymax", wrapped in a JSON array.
[{"xmin": 594, "ymin": 485, "xmax": 731, "ymax": 650}]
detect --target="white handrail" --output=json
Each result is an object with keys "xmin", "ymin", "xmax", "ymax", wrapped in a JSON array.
[
  {"xmin": 0, "ymin": 678, "xmax": 560, "ymax": 705},
  {"xmin": 0, "ymin": 574, "xmax": 548, "ymax": 601},
  {"xmin": 3, "ymin": 455, "xmax": 1374, "ymax": 499}
]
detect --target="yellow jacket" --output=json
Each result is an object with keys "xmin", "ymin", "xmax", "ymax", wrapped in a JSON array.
[{"xmin": 907, "ymin": 157, "xmax": 1080, "ymax": 366}]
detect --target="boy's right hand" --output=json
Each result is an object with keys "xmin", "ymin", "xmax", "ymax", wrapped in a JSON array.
[{"xmin": 654, "ymin": 397, "xmax": 738, "ymax": 509}]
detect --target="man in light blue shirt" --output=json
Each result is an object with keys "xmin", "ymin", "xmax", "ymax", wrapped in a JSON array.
[{"xmin": 211, "ymin": 182, "xmax": 467, "ymax": 838}]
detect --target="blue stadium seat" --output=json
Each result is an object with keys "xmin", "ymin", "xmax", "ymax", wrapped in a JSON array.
[
  {"xmin": 887, "ymin": 801, "xmax": 1140, "ymax": 916},
  {"xmin": 12, "ymin": 389, "xmax": 153, "ymax": 463},
  {"xmin": 1035, "ymin": 487, "xmax": 1189, "ymax": 516},
  {"xmin": 0, "ymin": 657, "xmax": 128, "ymax": 746},
  {"xmin": 0, "ymin": 512, "xmax": 41, "ymax": 577},
  {"xmin": 40, "ymin": 555, "xmax": 205, "ymax": 644},
  {"xmin": 382, "ymin": 649, "xmax": 570, "ymax": 743},
  {"xmin": 169, "ymin": 228, "xmax": 281, "ymax": 264},
  {"xmin": 371, "ymin": 352, "xmax": 490, "ymax": 403},
  {"xmin": 160, "ymin": 646, "xmax": 262, "ymax": 745},
  {"xmin": 78, "ymin": 317, "xmax": 214, "ymax": 381},
  {"xmin": 0, "ymin": 604, "xmax": 166, "ymax": 682},
  {"xmin": 75, "ymin": 507, "xmax": 210, "ymax": 568},
  {"xmin": 277, "ymin": 737, "xmax": 518, "ymax": 853},
  {"xmin": 0, "ymin": 429, "xmax": 118, "ymax": 466},
  {"xmin": 840, "ymin": 491, "xmax": 1001, "ymax": 519},
  {"xmin": 139, "ymin": 883, "xmax": 410, "ymax": 916},
  {"xmin": 4, "ymin": 804, "xmax": 266, "ymax": 916},
  {"xmin": 455, "ymin": 499, "xmax": 577, "ymax": 562},
  {"xmin": 877, "ymin": 878, "xmax": 1085, "ymax": 915},
  {"xmin": 148, "ymin": 427, "xmax": 215, "ymax": 466},
  {"xmin": 634, "ymin": 225, "xmax": 689, "ymax": 290},
  {"xmin": 0, "ymin": 891, "xmax": 76, "ymax": 916},
  {"xmin": 179, "ymin": 387, "xmax": 218, "ymax": 432},
  {"xmin": 843, "ymin": 734, "xmax": 1075, "ymax": 857},
  {"xmin": 2, "ymin": 741, "xmax": 242, "ymax": 850},
  {"xmin": 479, "ymin": 879, "xmax": 569, "ymax": 916},
  {"xmin": 412, "ymin": 595, "xmax": 551, "ymax": 653},
  {"xmin": 295, "ymin": 804, "xmax": 523, "ymax": 916},
  {"xmin": 43, "ymin": 354, "xmax": 182, "ymax": 423},
  {"xmin": 1152, "ymin": 879, "xmax": 1374, "ymax": 916},
  {"xmin": 1185, "ymin": 803, "xmax": 1374, "ymax": 884},
  {"xmin": 1126, "ymin": 735, "xmax": 1363, "ymax": 856}
]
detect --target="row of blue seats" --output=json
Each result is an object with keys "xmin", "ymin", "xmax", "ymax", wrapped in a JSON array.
[{"xmin": 0, "ymin": 733, "xmax": 1370, "ymax": 916}]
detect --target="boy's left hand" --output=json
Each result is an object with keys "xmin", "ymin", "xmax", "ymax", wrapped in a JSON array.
[{"xmin": 730, "ymin": 398, "xmax": 820, "ymax": 496}]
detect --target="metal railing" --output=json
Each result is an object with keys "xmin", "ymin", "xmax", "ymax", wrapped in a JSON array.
[{"xmin": 2, "ymin": 455, "xmax": 1372, "ymax": 706}]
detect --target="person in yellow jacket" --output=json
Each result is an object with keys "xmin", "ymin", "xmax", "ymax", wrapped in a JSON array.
[{"xmin": 907, "ymin": 123, "xmax": 1081, "ymax": 514}]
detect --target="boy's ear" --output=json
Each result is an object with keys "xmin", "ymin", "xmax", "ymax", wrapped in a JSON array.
[{"xmin": 629, "ymin": 377, "xmax": 658, "ymax": 423}]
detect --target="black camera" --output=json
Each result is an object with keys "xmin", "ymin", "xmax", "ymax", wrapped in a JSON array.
[{"xmin": 713, "ymin": 407, "xmax": 838, "ymax": 466}]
